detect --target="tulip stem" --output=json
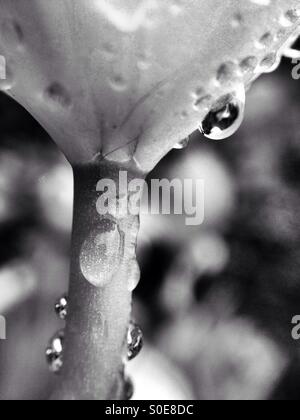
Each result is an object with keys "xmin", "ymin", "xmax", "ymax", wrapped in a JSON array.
[{"xmin": 52, "ymin": 160, "xmax": 143, "ymax": 400}]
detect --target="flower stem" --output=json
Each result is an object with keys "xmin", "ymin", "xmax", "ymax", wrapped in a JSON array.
[{"xmin": 52, "ymin": 161, "xmax": 143, "ymax": 400}]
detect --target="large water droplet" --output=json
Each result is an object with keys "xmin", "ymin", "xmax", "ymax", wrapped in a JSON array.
[
  {"xmin": 80, "ymin": 220, "xmax": 122, "ymax": 288},
  {"xmin": 199, "ymin": 88, "xmax": 245, "ymax": 140},
  {"xmin": 109, "ymin": 74, "xmax": 128, "ymax": 92},
  {"xmin": 45, "ymin": 330, "xmax": 64, "ymax": 374},
  {"xmin": 127, "ymin": 321, "xmax": 143, "ymax": 361}
]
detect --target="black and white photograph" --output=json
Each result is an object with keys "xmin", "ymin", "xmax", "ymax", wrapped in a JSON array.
[{"xmin": 0, "ymin": 0, "xmax": 300, "ymax": 404}]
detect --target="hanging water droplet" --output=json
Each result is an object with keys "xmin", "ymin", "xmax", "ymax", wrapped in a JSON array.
[
  {"xmin": 55, "ymin": 295, "xmax": 68, "ymax": 320},
  {"xmin": 80, "ymin": 220, "xmax": 122, "ymax": 288},
  {"xmin": 199, "ymin": 88, "xmax": 245, "ymax": 140},
  {"xmin": 173, "ymin": 137, "xmax": 189, "ymax": 150},
  {"xmin": 127, "ymin": 321, "xmax": 143, "ymax": 361},
  {"xmin": 44, "ymin": 82, "xmax": 72, "ymax": 108},
  {"xmin": 46, "ymin": 330, "xmax": 64, "ymax": 374}
]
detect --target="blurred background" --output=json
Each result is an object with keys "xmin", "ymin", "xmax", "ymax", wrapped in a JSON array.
[{"xmin": 0, "ymin": 52, "xmax": 300, "ymax": 400}]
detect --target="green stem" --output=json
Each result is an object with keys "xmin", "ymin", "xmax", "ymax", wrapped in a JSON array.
[{"xmin": 52, "ymin": 161, "xmax": 143, "ymax": 400}]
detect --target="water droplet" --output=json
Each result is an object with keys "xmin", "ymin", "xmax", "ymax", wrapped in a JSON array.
[
  {"xmin": 80, "ymin": 220, "xmax": 122, "ymax": 288},
  {"xmin": 136, "ymin": 51, "xmax": 151, "ymax": 71},
  {"xmin": 285, "ymin": 9, "xmax": 300, "ymax": 24},
  {"xmin": 127, "ymin": 258, "xmax": 141, "ymax": 292},
  {"xmin": 173, "ymin": 137, "xmax": 189, "ymax": 150},
  {"xmin": 231, "ymin": 12, "xmax": 244, "ymax": 28},
  {"xmin": 259, "ymin": 52, "xmax": 281, "ymax": 73},
  {"xmin": 55, "ymin": 295, "xmax": 68, "ymax": 320},
  {"xmin": 102, "ymin": 42, "xmax": 115, "ymax": 59},
  {"xmin": 239, "ymin": 56, "xmax": 258, "ymax": 74},
  {"xmin": 190, "ymin": 87, "xmax": 205, "ymax": 99},
  {"xmin": 127, "ymin": 321, "xmax": 143, "ymax": 361},
  {"xmin": 199, "ymin": 87, "xmax": 245, "ymax": 141},
  {"xmin": 216, "ymin": 61, "xmax": 240, "ymax": 84},
  {"xmin": 180, "ymin": 110, "xmax": 188, "ymax": 119},
  {"xmin": 257, "ymin": 32, "xmax": 274, "ymax": 49},
  {"xmin": 109, "ymin": 74, "xmax": 128, "ymax": 92},
  {"xmin": 137, "ymin": 58, "xmax": 151, "ymax": 71},
  {"xmin": 44, "ymin": 82, "xmax": 72, "ymax": 108},
  {"xmin": 193, "ymin": 94, "xmax": 213, "ymax": 111},
  {"xmin": 123, "ymin": 376, "xmax": 134, "ymax": 400},
  {"xmin": 280, "ymin": 9, "xmax": 300, "ymax": 27},
  {"xmin": 1, "ymin": 19, "xmax": 24, "ymax": 48},
  {"xmin": 46, "ymin": 330, "xmax": 64, "ymax": 374}
]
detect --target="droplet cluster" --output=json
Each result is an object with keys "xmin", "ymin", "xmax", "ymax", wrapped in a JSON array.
[
  {"xmin": 46, "ymin": 295, "xmax": 68, "ymax": 373},
  {"xmin": 45, "ymin": 330, "xmax": 64, "ymax": 374},
  {"xmin": 55, "ymin": 295, "xmax": 68, "ymax": 320}
]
